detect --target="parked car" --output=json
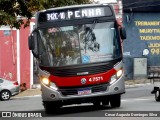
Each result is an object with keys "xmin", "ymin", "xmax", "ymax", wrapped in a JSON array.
[{"xmin": 0, "ymin": 78, "xmax": 20, "ymax": 101}]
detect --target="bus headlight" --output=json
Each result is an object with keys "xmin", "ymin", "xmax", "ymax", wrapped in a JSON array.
[
  {"xmin": 50, "ymin": 82, "xmax": 58, "ymax": 90},
  {"xmin": 110, "ymin": 69, "xmax": 123, "ymax": 84},
  {"xmin": 110, "ymin": 74, "xmax": 117, "ymax": 84},
  {"xmin": 117, "ymin": 69, "xmax": 123, "ymax": 78},
  {"xmin": 42, "ymin": 78, "xmax": 50, "ymax": 86},
  {"xmin": 41, "ymin": 77, "xmax": 58, "ymax": 90}
]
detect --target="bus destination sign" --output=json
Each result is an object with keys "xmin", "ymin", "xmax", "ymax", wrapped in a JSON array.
[{"xmin": 38, "ymin": 6, "xmax": 113, "ymax": 22}]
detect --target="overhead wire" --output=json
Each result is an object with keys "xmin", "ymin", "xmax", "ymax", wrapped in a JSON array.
[
  {"xmin": 124, "ymin": 3, "xmax": 160, "ymax": 9},
  {"xmin": 123, "ymin": 0, "xmax": 160, "ymax": 10},
  {"xmin": 123, "ymin": 0, "xmax": 160, "ymax": 7}
]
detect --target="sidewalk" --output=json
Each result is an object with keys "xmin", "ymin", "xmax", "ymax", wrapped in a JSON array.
[
  {"xmin": 13, "ymin": 88, "xmax": 41, "ymax": 98},
  {"xmin": 12, "ymin": 79, "xmax": 151, "ymax": 98},
  {"xmin": 125, "ymin": 79, "xmax": 151, "ymax": 88}
]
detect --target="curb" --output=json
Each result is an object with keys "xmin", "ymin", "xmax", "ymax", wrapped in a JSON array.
[
  {"xmin": 12, "ymin": 95, "xmax": 41, "ymax": 99},
  {"xmin": 125, "ymin": 83, "xmax": 151, "ymax": 88}
]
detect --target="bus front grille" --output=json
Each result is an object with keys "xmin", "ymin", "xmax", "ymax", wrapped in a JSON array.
[{"xmin": 59, "ymin": 83, "xmax": 109, "ymax": 96}]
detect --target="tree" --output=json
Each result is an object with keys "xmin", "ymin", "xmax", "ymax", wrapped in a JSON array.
[{"xmin": 0, "ymin": 0, "xmax": 90, "ymax": 29}]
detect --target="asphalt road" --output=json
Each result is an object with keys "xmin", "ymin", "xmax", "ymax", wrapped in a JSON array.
[{"xmin": 0, "ymin": 84, "xmax": 160, "ymax": 120}]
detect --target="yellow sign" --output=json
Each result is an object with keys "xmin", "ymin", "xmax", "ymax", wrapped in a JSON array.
[
  {"xmin": 135, "ymin": 21, "xmax": 160, "ymax": 55},
  {"xmin": 135, "ymin": 21, "xmax": 160, "ymax": 41},
  {"xmin": 148, "ymin": 43, "xmax": 160, "ymax": 55}
]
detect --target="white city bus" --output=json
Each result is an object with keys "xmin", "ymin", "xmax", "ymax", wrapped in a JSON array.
[{"xmin": 28, "ymin": 4, "xmax": 126, "ymax": 114}]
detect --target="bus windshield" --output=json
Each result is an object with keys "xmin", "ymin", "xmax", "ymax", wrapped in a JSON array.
[{"xmin": 38, "ymin": 22, "xmax": 122, "ymax": 67}]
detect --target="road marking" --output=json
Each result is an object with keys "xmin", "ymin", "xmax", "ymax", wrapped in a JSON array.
[
  {"xmin": 122, "ymin": 98, "xmax": 153, "ymax": 102},
  {"xmin": 125, "ymin": 83, "xmax": 151, "ymax": 88}
]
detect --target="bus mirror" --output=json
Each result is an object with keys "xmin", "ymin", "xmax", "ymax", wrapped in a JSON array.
[
  {"xmin": 28, "ymin": 31, "xmax": 39, "ymax": 58},
  {"xmin": 28, "ymin": 35, "xmax": 35, "ymax": 50},
  {"xmin": 120, "ymin": 27, "xmax": 127, "ymax": 40}
]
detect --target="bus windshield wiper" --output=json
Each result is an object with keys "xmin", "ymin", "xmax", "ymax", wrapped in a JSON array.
[{"xmin": 91, "ymin": 19, "xmax": 98, "ymax": 30}]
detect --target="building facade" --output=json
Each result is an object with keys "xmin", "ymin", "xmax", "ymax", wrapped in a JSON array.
[
  {"xmin": 123, "ymin": 0, "xmax": 160, "ymax": 79},
  {"xmin": 0, "ymin": 19, "xmax": 35, "ymax": 88}
]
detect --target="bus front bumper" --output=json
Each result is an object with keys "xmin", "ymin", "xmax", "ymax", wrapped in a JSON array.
[{"xmin": 41, "ymin": 77, "xmax": 125, "ymax": 102}]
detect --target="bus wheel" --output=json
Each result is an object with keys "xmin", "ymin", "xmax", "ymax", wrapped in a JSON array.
[
  {"xmin": 93, "ymin": 101, "xmax": 101, "ymax": 107},
  {"xmin": 102, "ymin": 99, "xmax": 109, "ymax": 106},
  {"xmin": 155, "ymin": 90, "xmax": 160, "ymax": 102},
  {"xmin": 110, "ymin": 95, "xmax": 121, "ymax": 108},
  {"xmin": 44, "ymin": 102, "xmax": 61, "ymax": 114}
]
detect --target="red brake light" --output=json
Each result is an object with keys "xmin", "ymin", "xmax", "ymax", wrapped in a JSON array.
[{"xmin": 13, "ymin": 81, "xmax": 19, "ymax": 86}]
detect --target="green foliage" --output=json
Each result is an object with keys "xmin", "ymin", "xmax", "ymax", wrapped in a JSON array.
[
  {"xmin": 0, "ymin": 0, "xmax": 90, "ymax": 29},
  {"xmin": 0, "ymin": 0, "xmax": 32, "ymax": 29}
]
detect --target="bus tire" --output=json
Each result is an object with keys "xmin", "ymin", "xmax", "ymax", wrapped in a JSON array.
[
  {"xmin": 102, "ymin": 99, "xmax": 109, "ymax": 106},
  {"xmin": 44, "ymin": 102, "xmax": 61, "ymax": 114},
  {"xmin": 110, "ymin": 95, "xmax": 121, "ymax": 108},
  {"xmin": 93, "ymin": 101, "xmax": 101, "ymax": 107},
  {"xmin": 155, "ymin": 90, "xmax": 160, "ymax": 102}
]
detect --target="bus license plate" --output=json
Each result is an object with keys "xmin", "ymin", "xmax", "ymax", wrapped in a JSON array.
[{"xmin": 78, "ymin": 88, "xmax": 91, "ymax": 95}]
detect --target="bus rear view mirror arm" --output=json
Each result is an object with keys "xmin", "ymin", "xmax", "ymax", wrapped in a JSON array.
[
  {"xmin": 28, "ymin": 30, "xmax": 39, "ymax": 58},
  {"xmin": 28, "ymin": 35, "xmax": 35, "ymax": 50},
  {"xmin": 120, "ymin": 27, "xmax": 127, "ymax": 40}
]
